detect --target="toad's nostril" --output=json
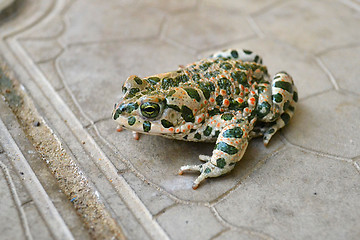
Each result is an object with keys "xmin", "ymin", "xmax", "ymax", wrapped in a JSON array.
[{"xmin": 122, "ymin": 86, "xmax": 127, "ymax": 94}]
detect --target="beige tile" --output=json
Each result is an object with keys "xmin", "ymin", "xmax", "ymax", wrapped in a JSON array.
[
  {"xmin": 215, "ymin": 147, "xmax": 360, "ymax": 240},
  {"xmin": 163, "ymin": 7, "xmax": 256, "ymax": 51},
  {"xmin": 284, "ymin": 90, "xmax": 360, "ymax": 158},
  {"xmin": 61, "ymin": 0, "xmax": 164, "ymax": 44},
  {"xmin": 157, "ymin": 204, "xmax": 224, "ymax": 240},
  {"xmin": 137, "ymin": 0, "xmax": 197, "ymax": 13},
  {"xmin": 255, "ymin": 0, "xmax": 360, "ymax": 53},
  {"xmin": 201, "ymin": 0, "xmax": 282, "ymax": 15},
  {"xmin": 320, "ymin": 45, "xmax": 360, "ymax": 95},
  {"xmin": 20, "ymin": 39, "xmax": 63, "ymax": 63},
  {"xmin": 122, "ymin": 172, "xmax": 175, "ymax": 215}
]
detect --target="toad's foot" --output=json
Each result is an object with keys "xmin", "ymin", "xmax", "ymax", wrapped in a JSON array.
[
  {"xmin": 132, "ymin": 131, "xmax": 140, "ymax": 140},
  {"xmin": 179, "ymin": 161, "xmax": 233, "ymax": 190},
  {"xmin": 117, "ymin": 125, "xmax": 123, "ymax": 132},
  {"xmin": 199, "ymin": 154, "xmax": 211, "ymax": 162}
]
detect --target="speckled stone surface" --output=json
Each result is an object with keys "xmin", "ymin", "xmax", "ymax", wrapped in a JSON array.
[{"xmin": 1, "ymin": 0, "xmax": 359, "ymax": 239}]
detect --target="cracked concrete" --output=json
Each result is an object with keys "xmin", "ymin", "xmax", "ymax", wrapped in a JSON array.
[{"xmin": 0, "ymin": 0, "xmax": 359, "ymax": 239}]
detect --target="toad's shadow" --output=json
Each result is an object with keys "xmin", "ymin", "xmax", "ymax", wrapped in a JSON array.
[{"xmin": 97, "ymin": 119, "xmax": 284, "ymax": 202}]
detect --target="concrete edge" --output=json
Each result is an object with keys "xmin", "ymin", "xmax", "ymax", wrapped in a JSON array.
[{"xmin": 0, "ymin": 60, "xmax": 126, "ymax": 240}]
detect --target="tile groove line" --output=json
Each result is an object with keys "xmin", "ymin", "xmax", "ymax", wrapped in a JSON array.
[
  {"xmin": 315, "ymin": 57, "xmax": 339, "ymax": 91},
  {"xmin": 4, "ymin": 1, "xmax": 170, "ymax": 239},
  {"xmin": 0, "ymin": 118, "xmax": 74, "ymax": 240},
  {"xmin": 0, "ymin": 160, "xmax": 33, "ymax": 240}
]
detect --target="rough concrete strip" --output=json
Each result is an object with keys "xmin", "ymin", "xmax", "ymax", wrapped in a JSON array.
[
  {"xmin": 0, "ymin": 117, "xmax": 74, "ymax": 240},
  {"xmin": 0, "ymin": 159, "xmax": 32, "ymax": 240},
  {"xmin": 0, "ymin": 62, "xmax": 126, "ymax": 239}
]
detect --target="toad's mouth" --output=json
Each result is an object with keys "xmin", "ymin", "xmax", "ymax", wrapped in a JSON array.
[{"xmin": 113, "ymin": 115, "xmax": 176, "ymax": 135}]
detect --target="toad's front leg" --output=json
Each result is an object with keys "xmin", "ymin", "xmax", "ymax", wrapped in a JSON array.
[{"xmin": 179, "ymin": 119, "xmax": 254, "ymax": 189}]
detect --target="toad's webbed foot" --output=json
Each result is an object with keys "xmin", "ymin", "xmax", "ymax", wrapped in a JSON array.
[
  {"xmin": 179, "ymin": 161, "xmax": 234, "ymax": 190},
  {"xmin": 179, "ymin": 119, "xmax": 254, "ymax": 189}
]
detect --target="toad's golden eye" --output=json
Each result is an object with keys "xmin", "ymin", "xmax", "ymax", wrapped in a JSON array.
[{"xmin": 140, "ymin": 102, "xmax": 160, "ymax": 118}]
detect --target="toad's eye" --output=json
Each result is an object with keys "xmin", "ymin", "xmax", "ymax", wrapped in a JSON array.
[{"xmin": 140, "ymin": 102, "xmax": 160, "ymax": 118}]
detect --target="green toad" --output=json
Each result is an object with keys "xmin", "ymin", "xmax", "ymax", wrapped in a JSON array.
[{"xmin": 113, "ymin": 49, "xmax": 298, "ymax": 189}]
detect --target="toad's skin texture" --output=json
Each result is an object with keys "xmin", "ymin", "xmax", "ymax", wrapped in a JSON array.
[{"xmin": 112, "ymin": 49, "xmax": 298, "ymax": 189}]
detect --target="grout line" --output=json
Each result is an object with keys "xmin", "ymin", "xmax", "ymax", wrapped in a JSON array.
[
  {"xmin": 0, "ymin": 118, "xmax": 74, "ymax": 240},
  {"xmin": 251, "ymin": 0, "xmax": 287, "ymax": 17},
  {"xmin": 157, "ymin": 14, "xmax": 167, "ymax": 40},
  {"xmin": 246, "ymin": 15, "xmax": 265, "ymax": 38},
  {"xmin": 210, "ymin": 206, "xmax": 235, "ymax": 229},
  {"xmin": 64, "ymin": 36, "xmax": 158, "ymax": 48},
  {"xmin": 21, "ymin": 199, "xmax": 33, "ymax": 207},
  {"xmin": 91, "ymin": 117, "xmax": 111, "ymax": 126},
  {"xmin": 54, "ymin": 46, "xmax": 95, "ymax": 126},
  {"xmin": 210, "ymin": 206, "xmax": 274, "ymax": 240},
  {"xmin": 315, "ymin": 57, "xmax": 339, "ymax": 91},
  {"xmin": 338, "ymin": 0, "xmax": 360, "ymax": 12},
  {"xmin": 297, "ymin": 88, "xmax": 333, "ymax": 103},
  {"xmin": 34, "ymin": 47, "xmax": 64, "ymax": 64},
  {"xmin": 280, "ymin": 135, "xmax": 353, "ymax": 163},
  {"xmin": 315, "ymin": 42, "xmax": 360, "ymax": 56},
  {"xmin": 161, "ymin": 36, "xmax": 198, "ymax": 55},
  {"xmin": 0, "ymin": 160, "xmax": 33, "ymax": 240},
  {"xmin": 209, "ymin": 228, "xmax": 230, "ymax": 240},
  {"xmin": 344, "ymin": 89, "xmax": 360, "ymax": 97},
  {"xmin": 353, "ymin": 161, "xmax": 360, "ymax": 174},
  {"xmin": 152, "ymin": 203, "xmax": 178, "ymax": 219}
]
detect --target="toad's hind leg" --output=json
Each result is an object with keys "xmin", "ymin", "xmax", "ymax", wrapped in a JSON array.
[
  {"xmin": 209, "ymin": 49, "xmax": 263, "ymax": 64},
  {"xmin": 256, "ymin": 72, "xmax": 298, "ymax": 145},
  {"xmin": 179, "ymin": 118, "xmax": 254, "ymax": 189}
]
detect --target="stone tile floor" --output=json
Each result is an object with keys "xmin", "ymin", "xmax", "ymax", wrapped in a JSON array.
[{"xmin": 0, "ymin": 0, "xmax": 359, "ymax": 239}]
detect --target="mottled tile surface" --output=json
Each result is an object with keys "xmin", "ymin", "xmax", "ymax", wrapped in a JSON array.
[
  {"xmin": 215, "ymin": 147, "xmax": 360, "ymax": 240},
  {"xmin": 1, "ymin": 0, "xmax": 359, "ymax": 239}
]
